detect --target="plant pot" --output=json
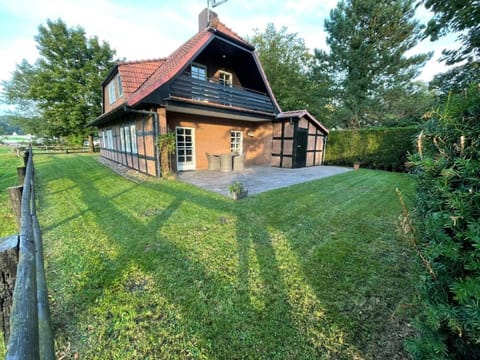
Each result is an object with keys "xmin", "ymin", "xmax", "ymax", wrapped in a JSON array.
[{"xmin": 231, "ymin": 190, "xmax": 248, "ymax": 200}]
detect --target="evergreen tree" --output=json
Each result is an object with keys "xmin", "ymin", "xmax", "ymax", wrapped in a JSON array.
[
  {"xmin": 1, "ymin": 19, "xmax": 116, "ymax": 140},
  {"xmin": 317, "ymin": 0, "xmax": 431, "ymax": 128}
]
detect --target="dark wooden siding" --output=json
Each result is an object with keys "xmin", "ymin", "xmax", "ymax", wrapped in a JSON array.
[{"xmin": 271, "ymin": 116, "xmax": 327, "ymax": 168}]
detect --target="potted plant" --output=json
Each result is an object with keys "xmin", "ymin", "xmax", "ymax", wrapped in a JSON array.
[
  {"xmin": 353, "ymin": 160, "xmax": 361, "ymax": 170},
  {"xmin": 229, "ymin": 181, "xmax": 248, "ymax": 200}
]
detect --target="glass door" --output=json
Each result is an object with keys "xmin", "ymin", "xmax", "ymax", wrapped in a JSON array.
[{"xmin": 176, "ymin": 127, "xmax": 195, "ymax": 171}]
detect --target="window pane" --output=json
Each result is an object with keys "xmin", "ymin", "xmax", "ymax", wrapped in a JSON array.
[
  {"xmin": 130, "ymin": 125, "xmax": 137, "ymax": 153},
  {"xmin": 230, "ymin": 130, "xmax": 242, "ymax": 154},
  {"xmin": 117, "ymin": 75, "xmax": 123, "ymax": 97}
]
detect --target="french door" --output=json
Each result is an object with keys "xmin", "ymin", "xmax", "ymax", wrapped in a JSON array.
[{"xmin": 176, "ymin": 127, "xmax": 195, "ymax": 171}]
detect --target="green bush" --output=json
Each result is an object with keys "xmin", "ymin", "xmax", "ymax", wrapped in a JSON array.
[
  {"xmin": 325, "ymin": 127, "xmax": 418, "ymax": 171},
  {"xmin": 406, "ymin": 86, "xmax": 480, "ymax": 359}
]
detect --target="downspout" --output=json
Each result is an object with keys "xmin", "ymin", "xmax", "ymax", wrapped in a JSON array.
[{"xmin": 124, "ymin": 106, "xmax": 161, "ymax": 178}]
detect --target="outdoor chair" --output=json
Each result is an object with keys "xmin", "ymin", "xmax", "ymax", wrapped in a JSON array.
[
  {"xmin": 206, "ymin": 152, "xmax": 220, "ymax": 171},
  {"xmin": 233, "ymin": 153, "xmax": 245, "ymax": 171},
  {"xmin": 220, "ymin": 152, "xmax": 236, "ymax": 172}
]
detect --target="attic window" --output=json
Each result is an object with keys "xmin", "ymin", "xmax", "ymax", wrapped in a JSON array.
[
  {"xmin": 191, "ymin": 63, "xmax": 207, "ymax": 81},
  {"xmin": 108, "ymin": 81, "xmax": 116, "ymax": 104},
  {"xmin": 219, "ymin": 70, "xmax": 232, "ymax": 87},
  {"xmin": 117, "ymin": 75, "xmax": 123, "ymax": 97}
]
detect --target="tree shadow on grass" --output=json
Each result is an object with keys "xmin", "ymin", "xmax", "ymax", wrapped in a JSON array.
[
  {"xmin": 38, "ymin": 156, "xmax": 316, "ymax": 358},
  {"xmin": 251, "ymin": 171, "xmax": 416, "ymax": 359}
]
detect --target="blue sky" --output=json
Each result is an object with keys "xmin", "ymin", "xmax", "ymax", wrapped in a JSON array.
[{"xmin": 0, "ymin": 0, "xmax": 459, "ymax": 115}]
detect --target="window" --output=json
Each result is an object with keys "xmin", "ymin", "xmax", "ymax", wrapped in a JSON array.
[
  {"xmin": 105, "ymin": 129, "xmax": 114, "ymax": 149},
  {"xmin": 230, "ymin": 131, "xmax": 242, "ymax": 154},
  {"xmin": 124, "ymin": 126, "xmax": 131, "ymax": 153},
  {"xmin": 130, "ymin": 125, "xmax": 137, "ymax": 153},
  {"xmin": 108, "ymin": 81, "xmax": 116, "ymax": 104},
  {"xmin": 120, "ymin": 127, "xmax": 125, "ymax": 152},
  {"xmin": 119, "ymin": 124, "xmax": 137, "ymax": 154},
  {"xmin": 117, "ymin": 75, "xmax": 123, "ymax": 97},
  {"xmin": 191, "ymin": 63, "xmax": 207, "ymax": 81},
  {"xmin": 219, "ymin": 70, "xmax": 232, "ymax": 87}
]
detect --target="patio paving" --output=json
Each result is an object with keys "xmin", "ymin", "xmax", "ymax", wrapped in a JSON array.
[{"xmin": 177, "ymin": 165, "xmax": 352, "ymax": 197}]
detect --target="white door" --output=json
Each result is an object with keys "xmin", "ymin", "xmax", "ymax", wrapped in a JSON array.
[{"xmin": 176, "ymin": 127, "xmax": 195, "ymax": 171}]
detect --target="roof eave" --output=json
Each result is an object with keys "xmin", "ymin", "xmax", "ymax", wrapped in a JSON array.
[
  {"xmin": 276, "ymin": 110, "xmax": 329, "ymax": 134},
  {"xmin": 88, "ymin": 103, "xmax": 127, "ymax": 127}
]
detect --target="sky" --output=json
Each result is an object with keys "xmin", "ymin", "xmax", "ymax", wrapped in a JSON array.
[{"xmin": 0, "ymin": 0, "xmax": 460, "ymax": 115}]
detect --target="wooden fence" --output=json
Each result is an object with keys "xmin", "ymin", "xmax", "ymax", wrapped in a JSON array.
[{"xmin": 1, "ymin": 146, "xmax": 55, "ymax": 359}]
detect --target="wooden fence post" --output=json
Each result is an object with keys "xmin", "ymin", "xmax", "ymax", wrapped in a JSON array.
[
  {"xmin": 7, "ymin": 186, "xmax": 23, "ymax": 229},
  {"xmin": 16, "ymin": 167, "xmax": 26, "ymax": 185},
  {"xmin": 0, "ymin": 236, "xmax": 19, "ymax": 345}
]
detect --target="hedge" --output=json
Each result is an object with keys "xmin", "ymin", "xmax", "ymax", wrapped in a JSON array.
[{"xmin": 324, "ymin": 126, "xmax": 419, "ymax": 172}]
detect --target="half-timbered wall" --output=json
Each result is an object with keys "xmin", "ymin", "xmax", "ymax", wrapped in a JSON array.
[
  {"xmin": 271, "ymin": 116, "xmax": 327, "ymax": 168},
  {"xmin": 98, "ymin": 113, "xmax": 158, "ymax": 176}
]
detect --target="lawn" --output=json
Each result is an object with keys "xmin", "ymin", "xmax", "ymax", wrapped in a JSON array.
[
  {"xmin": 0, "ymin": 145, "xmax": 24, "ymax": 238},
  {"xmin": 2, "ymin": 152, "xmax": 418, "ymax": 359}
]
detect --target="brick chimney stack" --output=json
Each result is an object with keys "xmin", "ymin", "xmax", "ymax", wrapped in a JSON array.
[{"xmin": 199, "ymin": 8, "xmax": 218, "ymax": 32}]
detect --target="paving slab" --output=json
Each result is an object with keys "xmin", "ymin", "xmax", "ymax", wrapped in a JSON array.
[{"xmin": 177, "ymin": 165, "xmax": 352, "ymax": 197}]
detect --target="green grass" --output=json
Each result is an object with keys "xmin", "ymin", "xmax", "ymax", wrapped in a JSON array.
[
  {"xmin": 13, "ymin": 153, "xmax": 418, "ymax": 359},
  {"xmin": 0, "ymin": 146, "xmax": 24, "ymax": 238}
]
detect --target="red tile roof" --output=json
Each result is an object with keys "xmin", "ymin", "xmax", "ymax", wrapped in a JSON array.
[
  {"xmin": 277, "ymin": 110, "xmax": 329, "ymax": 134},
  {"xmin": 101, "ymin": 13, "xmax": 280, "ymax": 114},
  {"xmin": 209, "ymin": 17, "xmax": 253, "ymax": 50},
  {"xmin": 118, "ymin": 59, "xmax": 165, "ymax": 97},
  {"xmin": 127, "ymin": 30, "xmax": 213, "ymax": 107}
]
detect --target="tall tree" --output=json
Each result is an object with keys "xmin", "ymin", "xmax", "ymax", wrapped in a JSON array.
[
  {"xmin": 423, "ymin": 0, "xmax": 480, "ymax": 65},
  {"xmin": 317, "ymin": 0, "xmax": 431, "ymax": 128},
  {"xmin": 249, "ymin": 24, "xmax": 331, "ymax": 114},
  {"xmin": 423, "ymin": 0, "xmax": 480, "ymax": 95},
  {"xmin": 1, "ymin": 19, "xmax": 116, "ymax": 141}
]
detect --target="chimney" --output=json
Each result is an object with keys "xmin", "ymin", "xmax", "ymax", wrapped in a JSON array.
[{"xmin": 198, "ymin": 8, "xmax": 218, "ymax": 32}]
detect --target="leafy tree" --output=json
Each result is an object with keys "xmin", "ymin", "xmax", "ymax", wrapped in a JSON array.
[
  {"xmin": 248, "ymin": 24, "xmax": 331, "ymax": 114},
  {"xmin": 0, "ymin": 115, "xmax": 22, "ymax": 135},
  {"xmin": 423, "ymin": 0, "xmax": 480, "ymax": 65},
  {"xmin": 373, "ymin": 81, "xmax": 435, "ymax": 126},
  {"xmin": 318, "ymin": 0, "xmax": 431, "ymax": 128},
  {"xmin": 1, "ymin": 19, "xmax": 116, "ymax": 141},
  {"xmin": 429, "ymin": 62, "xmax": 480, "ymax": 97}
]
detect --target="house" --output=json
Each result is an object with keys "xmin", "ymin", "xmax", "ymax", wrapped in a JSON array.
[{"xmin": 90, "ymin": 9, "xmax": 329, "ymax": 177}]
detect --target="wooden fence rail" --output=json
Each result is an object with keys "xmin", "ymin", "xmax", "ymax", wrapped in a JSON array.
[{"xmin": 3, "ymin": 146, "xmax": 55, "ymax": 359}]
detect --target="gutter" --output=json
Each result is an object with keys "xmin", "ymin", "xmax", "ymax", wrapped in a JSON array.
[{"xmin": 124, "ymin": 106, "xmax": 161, "ymax": 178}]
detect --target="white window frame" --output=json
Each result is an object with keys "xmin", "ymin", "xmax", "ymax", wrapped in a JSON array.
[
  {"xmin": 176, "ymin": 126, "xmax": 196, "ymax": 171},
  {"xmin": 106, "ymin": 129, "xmax": 113, "ymax": 149},
  {"xmin": 124, "ymin": 125, "xmax": 131, "ymax": 153},
  {"xmin": 120, "ymin": 127, "xmax": 126, "ymax": 152},
  {"xmin": 117, "ymin": 75, "xmax": 123, "ymax": 97},
  {"xmin": 108, "ymin": 81, "xmax": 116, "ymax": 104},
  {"xmin": 191, "ymin": 63, "xmax": 207, "ymax": 81},
  {"xmin": 130, "ymin": 124, "xmax": 137, "ymax": 154},
  {"xmin": 219, "ymin": 70, "xmax": 233, "ymax": 87},
  {"xmin": 230, "ymin": 130, "xmax": 243, "ymax": 154}
]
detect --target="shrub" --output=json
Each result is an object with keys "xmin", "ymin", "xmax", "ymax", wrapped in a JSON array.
[
  {"xmin": 324, "ymin": 127, "xmax": 418, "ymax": 171},
  {"xmin": 406, "ymin": 85, "xmax": 480, "ymax": 359}
]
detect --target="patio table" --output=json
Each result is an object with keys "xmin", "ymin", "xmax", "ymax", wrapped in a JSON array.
[{"xmin": 220, "ymin": 152, "xmax": 235, "ymax": 172}]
